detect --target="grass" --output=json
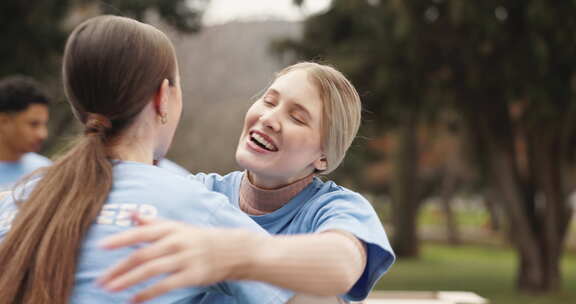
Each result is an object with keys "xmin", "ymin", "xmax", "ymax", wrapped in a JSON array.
[
  {"xmin": 374, "ymin": 243, "xmax": 576, "ymax": 304},
  {"xmin": 369, "ymin": 196, "xmax": 576, "ymax": 303}
]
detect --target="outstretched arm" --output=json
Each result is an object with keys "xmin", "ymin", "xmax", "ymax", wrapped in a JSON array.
[
  {"xmin": 242, "ymin": 229, "xmax": 366, "ymax": 296},
  {"xmin": 98, "ymin": 215, "xmax": 366, "ymax": 303}
]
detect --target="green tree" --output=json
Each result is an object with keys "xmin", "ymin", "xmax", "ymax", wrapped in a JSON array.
[
  {"xmin": 0, "ymin": 0, "xmax": 208, "ymax": 151},
  {"xmin": 0, "ymin": 0, "xmax": 205, "ymax": 77},
  {"xmin": 284, "ymin": 0, "xmax": 575, "ymax": 293}
]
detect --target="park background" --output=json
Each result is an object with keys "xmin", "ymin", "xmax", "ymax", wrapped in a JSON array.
[{"xmin": 1, "ymin": 0, "xmax": 575, "ymax": 303}]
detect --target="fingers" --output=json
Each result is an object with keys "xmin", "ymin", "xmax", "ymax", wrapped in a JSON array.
[
  {"xmin": 99, "ymin": 233, "xmax": 184, "ymax": 286},
  {"xmin": 105, "ymin": 252, "xmax": 186, "ymax": 292},
  {"xmin": 99, "ymin": 221, "xmax": 177, "ymax": 249},
  {"xmin": 130, "ymin": 272, "xmax": 193, "ymax": 303},
  {"xmin": 97, "ymin": 220, "xmax": 211, "ymax": 301},
  {"xmin": 131, "ymin": 213, "xmax": 156, "ymax": 226}
]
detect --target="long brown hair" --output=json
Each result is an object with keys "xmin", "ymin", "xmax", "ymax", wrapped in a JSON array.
[{"xmin": 0, "ymin": 15, "xmax": 177, "ymax": 303}]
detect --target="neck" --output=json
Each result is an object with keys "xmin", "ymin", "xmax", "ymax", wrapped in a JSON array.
[
  {"xmin": 249, "ymin": 170, "xmax": 315, "ymax": 190},
  {"xmin": 0, "ymin": 139, "xmax": 23, "ymax": 162},
  {"xmin": 107, "ymin": 124, "xmax": 157, "ymax": 165},
  {"xmin": 239, "ymin": 172, "xmax": 314, "ymax": 215},
  {"xmin": 110, "ymin": 143, "xmax": 154, "ymax": 164}
]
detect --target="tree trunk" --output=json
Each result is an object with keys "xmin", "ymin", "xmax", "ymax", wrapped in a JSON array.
[
  {"xmin": 439, "ymin": 171, "xmax": 460, "ymax": 245},
  {"xmin": 391, "ymin": 110, "xmax": 421, "ymax": 258},
  {"xmin": 482, "ymin": 188, "xmax": 501, "ymax": 232},
  {"xmin": 470, "ymin": 103, "xmax": 572, "ymax": 293},
  {"xmin": 519, "ymin": 129, "xmax": 573, "ymax": 292},
  {"xmin": 486, "ymin": 141, "xmax": 545, "ymax": 291},
  {"xmin": 458, "ymin": 92, "xmax": 555, "ymax": 293}
]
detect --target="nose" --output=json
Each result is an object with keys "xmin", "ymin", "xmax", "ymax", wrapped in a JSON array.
[{"xmin": 260, "ymin": 108, "xmax": 281, "ymax": 132}]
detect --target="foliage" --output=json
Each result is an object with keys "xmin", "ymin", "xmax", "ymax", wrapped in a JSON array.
[
  {"xmin": 287, "ymin": 0, "xmax": 576, "ymax": 292},
  {"xmin": 0, "ymin": 0, "xmax": 207, "ymax": 78},
  {"xmin": 0, "ymin": 0, "xmax": 208, "ymax": 153}
]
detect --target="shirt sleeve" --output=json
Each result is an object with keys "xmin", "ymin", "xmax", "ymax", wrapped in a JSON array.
[
  {"xmin": 313, "ymin": 191, "xmax": 395, "ymax": 301},
  {"xmin": 223, "ymin": 280, "xmax": 293, "ymax": 304},
  {"xmin": 189, "ymin": 172, "xmax": 222, "ymax": 192},
  {"xmin": 190, "ymin": 171, "xmax": 242, "ymax": 197}
]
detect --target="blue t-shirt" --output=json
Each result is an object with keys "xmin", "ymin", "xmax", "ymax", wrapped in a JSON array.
[
  {"xmin": 157, "ymin": 158, "xmax": 191, "ymax": 176},
  {"xmin": 193, "ymin": 171, "xmax": 395, "ymax": 302},
  {"xmin": 0, "ymin": 161, "xmax": 291, "ymax": 304},
  {"xmin": 0, "ymin": 152, "xmax": 52, "ymax": 191}
]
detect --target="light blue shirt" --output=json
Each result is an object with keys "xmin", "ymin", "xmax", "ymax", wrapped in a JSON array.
[
  {"xmin": 0, "ymin": 152, "xmax": 51, "ymax": 191},
  {"xmin": 0, "ymin": 162, "xmax": 292, "ymax": 304},
  {"xmin": 157, "ymin": 158, "xmax": 191, "ymax": 176},
  {"xmin": 193, "ymin": 171, "xmax": 395, "ymax": 302}
]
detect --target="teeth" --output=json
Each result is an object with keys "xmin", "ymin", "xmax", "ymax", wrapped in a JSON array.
[{"xmin": 252, "ymin": 133, "xmax": 275, "ymax": 151}]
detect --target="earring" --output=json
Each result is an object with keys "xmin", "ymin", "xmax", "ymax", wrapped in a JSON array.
[{"xmin": 160, "ymin": 113, "xmax": 168, "ymax": 124}]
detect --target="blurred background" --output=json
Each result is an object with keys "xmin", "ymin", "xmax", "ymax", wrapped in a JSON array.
[{"xmin": 1, "ymin": 0, "xmax": 575, "ymax": 303}]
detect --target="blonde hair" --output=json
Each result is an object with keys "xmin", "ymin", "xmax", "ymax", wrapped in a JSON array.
[{"xmin": 276, "ymin": 62, "xmax": 361, "ymax": 174}]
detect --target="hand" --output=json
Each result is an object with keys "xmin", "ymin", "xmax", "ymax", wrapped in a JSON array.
[{"xmin": 98, "ymin": 214, "xmax": 255, "ymax": 303}]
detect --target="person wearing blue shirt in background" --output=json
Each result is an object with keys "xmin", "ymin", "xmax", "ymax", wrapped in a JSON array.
[
  {"xmin": 99, "ymin": 62, "xmax": 395, "ymax": 304},
  {"xmin": 0, "ymin": 15, "xmax": 291, "ymax": 304},
  {"xmin": 0, "ymin": 76, "xmax": 51, "ymax": 191}
]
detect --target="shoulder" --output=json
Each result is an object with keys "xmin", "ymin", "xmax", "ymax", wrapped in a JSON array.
[
  {"xmin": 309, "ymin": 178, "xmax": 372, "ymax": 209},
  {"xmin": 21, "ymin": 152, "xmax": 52, "ymax": 167},
  {"xmin": 191, "ymin": 171, "xmax": 244, "ymax": 192},
  {"xmin": 301, "ymin": 178, "xmax": 382, "ymax": 233},
  {"xmin": 114, "ymin": 162, "xmax": 195, "ymax": 189},
  {"xmin": 157, "ymin": 159, "xmax": 190, "ymax": 177},
  {"xmin": 110, "ymin": 162, "xmax": 230, "ymax": 221}
]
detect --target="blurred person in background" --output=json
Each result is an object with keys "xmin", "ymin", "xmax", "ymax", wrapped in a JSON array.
[
  {"xmin": 0, "ymin": 76, "xmax": 51, "ymax": 190},
  {"xmin": 99, "ymin": 62, "xmax": 395, "ymax": 304}
]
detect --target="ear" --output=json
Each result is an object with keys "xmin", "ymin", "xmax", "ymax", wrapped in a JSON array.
[
  {"xmin": 0, "ymin": 113, "xmax": 12, "ymax": 127},
  {"xmin": 313, "ymin": 155, "xmax": 328, "ymax": 172},
  {"xmin": 0, "ymin": 113, "xmax": 13, "ymax": 136},
  {"xmin": 153, "ymin": 79, "xmax": 171, "ymax": 118}
]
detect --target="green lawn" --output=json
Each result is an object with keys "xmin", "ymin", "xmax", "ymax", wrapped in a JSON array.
[{"xmin": 375, "ymin": 243, "xmax": 576, "ymax": 304}]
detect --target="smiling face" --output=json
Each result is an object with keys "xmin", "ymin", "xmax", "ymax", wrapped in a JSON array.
[{"xmin": 236, "ymin": 69, "xmax": 327, "ymax": 189}]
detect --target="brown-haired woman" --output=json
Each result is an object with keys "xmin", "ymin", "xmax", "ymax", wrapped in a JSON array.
[{"xmin": 0, "ymin": 15, "xmax": 292, "ymax": 304}]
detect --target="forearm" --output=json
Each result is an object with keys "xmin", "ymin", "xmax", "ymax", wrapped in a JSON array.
[{"xmin": 236, "ymin": 231, "xmax": 366, "ymax": 296}]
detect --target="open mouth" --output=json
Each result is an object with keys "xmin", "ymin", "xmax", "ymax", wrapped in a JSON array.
[{"xmin": 250, "ymin": 131, "xmax": 278, "ymax": 152}]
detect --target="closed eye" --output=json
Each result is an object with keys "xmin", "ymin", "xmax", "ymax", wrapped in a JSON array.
[
  {"xmin": 291, "ymin": 115, "xmax": 306, "ymax": 125},
  {"xmin": 262, "ymin": 97, "xmax": 276, "ymax": 107}
]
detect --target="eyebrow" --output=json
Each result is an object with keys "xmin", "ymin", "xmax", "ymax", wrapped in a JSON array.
[
  {"xmin": 268, "ymin": 88, "xmax": 312, "ymax": 120},
  {"xmin": 266, "ymin": 88, "xmax": 280, "ymax": 98}
]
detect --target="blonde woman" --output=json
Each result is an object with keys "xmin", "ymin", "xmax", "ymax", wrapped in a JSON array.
[{"xmin": 100, "ymin": 62, "xmax": 395, "ymax": 303}]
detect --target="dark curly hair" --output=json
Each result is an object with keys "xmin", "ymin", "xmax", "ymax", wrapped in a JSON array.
[{"xmin": 0, "ymin": 75, "xmax": 50, "ymax": 113}]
